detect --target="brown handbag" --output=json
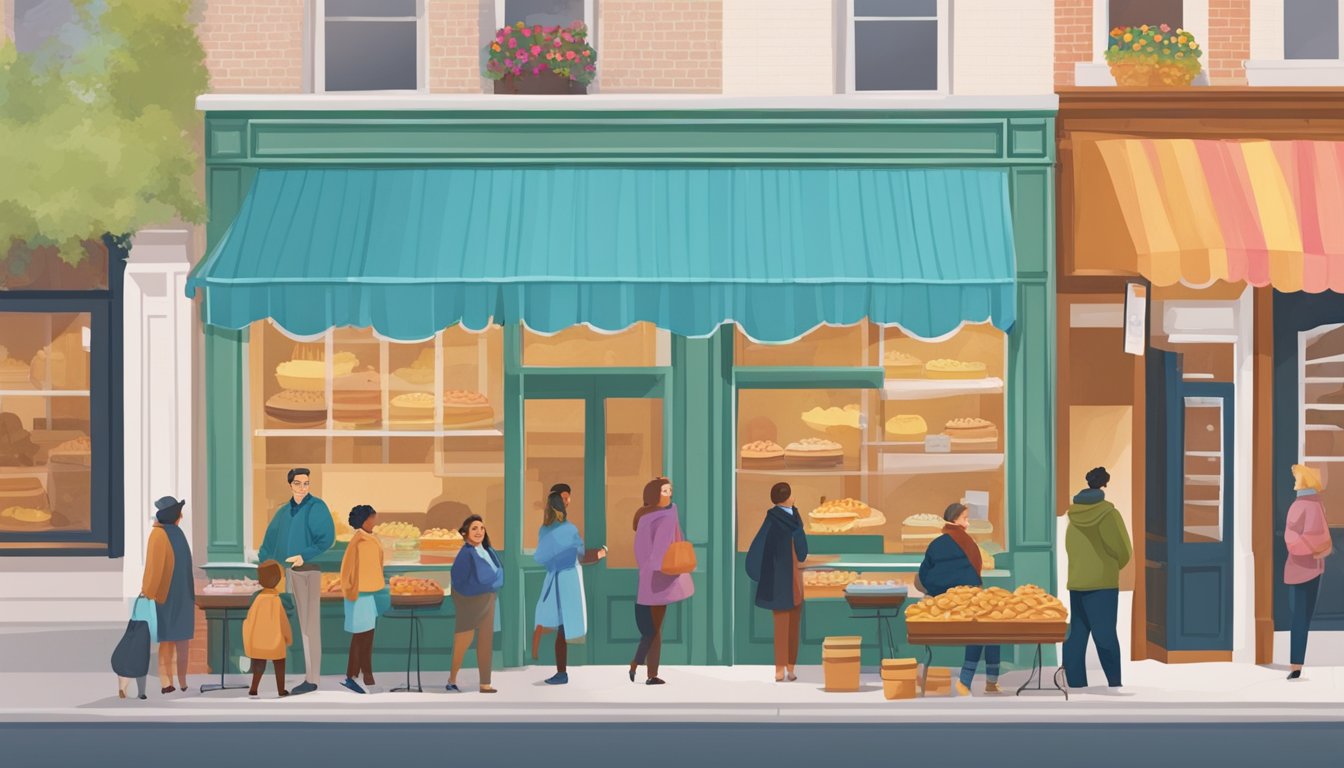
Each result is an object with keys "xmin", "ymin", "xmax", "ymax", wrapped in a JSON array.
[{"xmin": 661, "ymin": 527, "xmax": 696, "ymax": 575}]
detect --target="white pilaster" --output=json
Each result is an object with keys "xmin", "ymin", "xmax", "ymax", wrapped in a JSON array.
[{"xmin": 122, "ymin": 230, "xmax": 195, "ymax": 602}]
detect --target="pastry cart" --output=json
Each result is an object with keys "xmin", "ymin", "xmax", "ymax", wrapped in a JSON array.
[{"xmin": 906, "ymin": 621, "xmax": 1069, "ymax": 699}]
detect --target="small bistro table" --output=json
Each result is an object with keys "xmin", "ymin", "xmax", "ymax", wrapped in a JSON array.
[
  {"xmin": 383, "ymin": 593, "xmax": 446, "ymax": 693},
  {"xmin": 194, "ymin": 592, "xmax": 254, "ymax": 693}
]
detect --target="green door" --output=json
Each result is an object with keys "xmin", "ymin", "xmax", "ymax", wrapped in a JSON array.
[{"xmin": 520, "ymin": 372, "xmax": 679, "ymax": 665}]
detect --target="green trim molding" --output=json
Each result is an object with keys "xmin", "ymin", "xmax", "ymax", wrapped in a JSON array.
[{"xmin": 199, "ymin": 105, "xmax": 1056, "ymax": 671}]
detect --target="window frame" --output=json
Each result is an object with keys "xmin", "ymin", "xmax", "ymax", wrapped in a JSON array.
[
  {"xmin": 493, "ymin": 0, "xmax": 597, "ymax": 49},
  {"xmin": 313, "ymin": 0, "xmax": 428, "ymax": 94},
  {"xmin": 1283, "ymin": 0, "xmax": 1344, "ymax": 61},
  {"xmin": 844, "ymin": 0, "xmax": 951, "ymax": 96},
  {"xmin": 1092, "ymin": 0, "xmax": 1208, "ymax": 64}
]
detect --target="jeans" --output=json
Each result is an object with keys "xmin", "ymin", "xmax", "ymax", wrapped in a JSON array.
[
  {"xmin": 632, "ymin": 604, "xmax": 668, "ymax": 678},
  {"xmin": 1063, "ymin": 588, "xmax": 1122, "ymax": 688},
  {"xmin": 1289, "ymin": 576, "xmax": 1322, "ymax": 666},
  {"xmin": 960, "ymin": 644, "xmax": 1001, "ymax": 687}
]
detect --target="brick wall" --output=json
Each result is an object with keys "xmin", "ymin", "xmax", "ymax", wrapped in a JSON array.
[
  {"xmin": 722, "ymin": 0, "xmax": 826, "ymax": 96},
  {"xmin": 599, "ymin": 0, "xmax": 721, "ymax": 93},
  {"xmin": 428, "ymin": 0, "xmax": 481, "ymax": 93},
  {"xmin": 199, "ymin": 0, "xmax": 305, "ymax": 93},
  {"xmin": 1208, "ymin": 0, "xmax": 1250, "ymax": 84},
  {"xmin": 953, "ymin": 0, "xmax": 1054, "ymax": 95},
  {"xmin": 1055, "ymin": 0, "xmax": 1094, "ymax": 87},
  {"xmin": 190, "ymin": 606, "xmax": 209, "ymax": 674}
]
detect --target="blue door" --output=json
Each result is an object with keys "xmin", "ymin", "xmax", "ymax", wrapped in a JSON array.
[{"xmin": 1146, "ymin": 350, "xmax": 1235, "ymax": 653}]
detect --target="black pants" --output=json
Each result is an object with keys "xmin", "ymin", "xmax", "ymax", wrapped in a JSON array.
[
  {"xmin": 1062, "ymin": 588, "xmax": 1122, "ymax": 688},
  {"xmin": 1289, "ymin": 576, "xmax": 1322, "ymax": 666},
  {"xmin": 632, "ymin": 604, "xmax": 667, "ymax": 678}
]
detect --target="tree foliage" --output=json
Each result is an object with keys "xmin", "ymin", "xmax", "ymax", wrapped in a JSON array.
[{"xmin": 0, "ymin": 0, "xmax": 208, "ymax": 265}]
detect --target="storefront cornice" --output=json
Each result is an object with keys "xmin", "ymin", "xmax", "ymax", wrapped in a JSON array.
[
  {"xmin": 1059, "ymin": 87, "xmax": 1344, "ymax": 126},
  {"xmin": 196, "ymin": 93, "xmax": 1059, "ymax": 114}
]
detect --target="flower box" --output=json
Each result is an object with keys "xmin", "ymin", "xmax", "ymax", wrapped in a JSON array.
[
  {"xmin": 485, "ymin": 21, "xmax": 596, "ymax": 94},
  {"xmin": 1105, "ymin": 23, "xmax": 1202, "ymax": 87}
]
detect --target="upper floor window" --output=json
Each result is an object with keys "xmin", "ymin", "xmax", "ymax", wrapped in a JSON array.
[
  {"xmin": 498, "ymin": 0, "xmax": 588, "ymax": 28},
  {"xmin": 1285, "ymin": 0, "xmax": 1342, "ymax": 59},
  {"xmin": 316, "ymin": 0, "xmax": 424, "ymax": 92},
  {"xmin": 847, "ymin": 0, "xmax": 949, "ymax": 94},
  {"xmin": 1108, "ymin": 0, "xmax": 1183, "ymax": 31}
]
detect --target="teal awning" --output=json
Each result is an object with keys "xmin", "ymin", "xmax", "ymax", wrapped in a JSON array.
[{"xmin": 187, "ymin": 167, "xmax": 1017, "ymax": 342}]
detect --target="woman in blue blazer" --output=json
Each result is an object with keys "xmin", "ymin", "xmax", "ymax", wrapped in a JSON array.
[{"xmin": 448, "ymin": 515, "xmax": 504, "ymax": 693}]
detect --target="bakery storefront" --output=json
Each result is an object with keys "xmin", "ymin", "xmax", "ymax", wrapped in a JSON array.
[
  {"xmin": 1059, "ymin": 89, "xmax": 1344, "ymax": 666},
  {"xmin": 191, "ymin": 97, "xmax": 1055, "ymax": 673}
]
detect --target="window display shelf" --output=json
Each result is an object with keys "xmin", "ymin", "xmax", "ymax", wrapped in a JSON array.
[
  {"xmin": 881, "ymin": 377, "xmax": 1004, "ymax": 400},
  {"xmin": 1306, "ymin": 404, "xmax": 1344, "ymax": 411},
  {"xmin": 1185, "ymin": 474, "xmax": 1221, "ymax": 485},
  {"xmin": 737, "ymin": 468, "xmax": 866, "ymax": 478},
  {"xmin": 876, "ymin": 452, "xmax": 1004, "ymax": 474},
  {"xmin": 0, "ymin": 390, "xmax": 90, "ymax": 397},
  {"xmin": 1305, "ymin": 353, "xmax": 1344, "ymax": 365},
  {"xmin": 254, "ymin": 428, "xmax": 503, "ymax": 438},
  {"xmin": 1302, "ymin": 456, "xmax": 1344, "ymax": 463},
  {"xmin": 1305, "ymin": 424, "xmax": 1343, "ymax": 432}
]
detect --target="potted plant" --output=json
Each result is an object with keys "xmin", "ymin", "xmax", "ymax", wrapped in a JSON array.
[
  {"xmin": 484, "ymin": 21, "xmax": 597, "ymax": 95},
  {"xmin": 1105, "ymin": 24, "xmax": 1203, "ymax": 86}
]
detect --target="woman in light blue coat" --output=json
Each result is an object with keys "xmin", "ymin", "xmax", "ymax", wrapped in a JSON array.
[{"xmin": 532, "ymin": 484, "xmax": 605, "ymax": 685}]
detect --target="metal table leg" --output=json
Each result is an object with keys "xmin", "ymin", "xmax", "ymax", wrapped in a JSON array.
[
  {"xmin": 201, "ymin": 609, "xmax": 248, "ymax": 693},
  {"xmin": 1014, "ymin": 644, "xmax": 1068, "ymax": 700},
  {"xmin": 919, "ymin": 644, "xmax": 933, "ymax": 692},
  {"xmin": 392, "ymin": 609, "xmax": 423, "ymax": 693}
]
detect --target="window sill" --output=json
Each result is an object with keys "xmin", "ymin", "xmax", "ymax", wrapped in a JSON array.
[
  {"xmin": 1074, "ymin": 61, "xmax": 1211, "ymax": 87},
  {"xmin": 1244, "ymin": 60, "xmax": 1344, "ymax": 86},
  {"xmin": 197, "ymin": 93, "xmax": 1061, "ymax": 112}
]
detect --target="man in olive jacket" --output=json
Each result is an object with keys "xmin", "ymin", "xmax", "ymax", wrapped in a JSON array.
[{"xmin": 1062, "ymin": 466, "xmax": 1132, "ymax": 689}]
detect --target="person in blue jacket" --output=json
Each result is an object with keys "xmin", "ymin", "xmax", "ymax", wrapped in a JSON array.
[
  {"xmin": 257, "ymin": 468, "xmax": 335, "ymax": 695},
  {"xmin": 448, "ymin": 514, "xmax": 504, "ymax": 694},
  {"xmin": 746, "ymin": 482, "xmax": 808, "ymax": 682},
  {"xmin": 532, "ymin": 484, "xmax": 605, "ymax": 685},
  {"xmin": 918, "ymin": 502, "xmax": 998, "ymax": 696}
]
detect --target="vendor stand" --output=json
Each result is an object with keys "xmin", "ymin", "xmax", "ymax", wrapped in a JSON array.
[{"xmin": 906, "ymin": 620, "xmax": 1069, "ymax": 699}]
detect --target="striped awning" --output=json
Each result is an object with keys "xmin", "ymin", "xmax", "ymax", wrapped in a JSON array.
[{"xmin": 1076, "ymin": 137, "xmax": 1344, "ymax": 292}]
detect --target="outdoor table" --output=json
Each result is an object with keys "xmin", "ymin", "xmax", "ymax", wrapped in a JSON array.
[
  {"xmin": 194, "ymin": 593, "xmax": 254, "ymax": 694},
  {"xmin": 906, "ymin": 623, "xmax": 1070, "ymax": 700},
  {"xmin": 383, "ymin": 594, "xmax": 445, "ymax": 693}
]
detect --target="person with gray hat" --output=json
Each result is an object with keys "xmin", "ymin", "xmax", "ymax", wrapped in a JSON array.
[
  {"xmin": 258, "ymin": 468, "xmax": 335, "ymax": 695},
  {"xmin": 140, "ymin": 495, "xmax": 195, "ymax": 694}
]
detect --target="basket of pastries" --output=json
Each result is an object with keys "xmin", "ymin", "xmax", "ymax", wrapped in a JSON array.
[{"xmin": 904, "ymin": 584, "xmax": 1067, "ymax": 643}]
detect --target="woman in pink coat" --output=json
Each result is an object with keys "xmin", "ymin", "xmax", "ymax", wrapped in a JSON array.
[
  {"xmin": 628, "ymin": 477, "xmax": 694, "ymax": 686},
  {"xmin": 1284, "ymin": 464, "xmax": 1334, "ymax": 680}
]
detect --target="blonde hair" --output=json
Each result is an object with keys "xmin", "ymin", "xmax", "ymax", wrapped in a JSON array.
[{"xmin": 1293, "ymin": 464, "xmax": 1324, "ymax": 492}]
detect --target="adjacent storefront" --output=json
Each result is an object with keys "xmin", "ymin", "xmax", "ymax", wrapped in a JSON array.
[
  {"xmin": 191, "ymin": 97, "xmax": 1056, "ymax": 673},
  {"xmin": 1058, "ymin": 89, "xmax": 1344, "ymax": 665}
]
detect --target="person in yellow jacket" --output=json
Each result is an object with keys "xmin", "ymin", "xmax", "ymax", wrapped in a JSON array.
[
  {"xmin": 340, "ymin": 505, "xmax": 386, "ymax": 694},
  {"xmin": 242, "ymin": 560, "xmax": 292, "ymax": 698}
]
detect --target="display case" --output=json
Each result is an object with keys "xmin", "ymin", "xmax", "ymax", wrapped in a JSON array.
[
  {"xmin": 1299, "ymin": 324, "xmax": 1344, "ymax": 527},
  {"xmin": 248, "ymin": 321, "xmax": 505, "ymax": 561},
  {"xmin": 0, "ymin": 242, "xmax": 122, "ymax": 554},
  {"xmin": 735, "ymin": 322, "xmax": 1008, "ymax": 585}
]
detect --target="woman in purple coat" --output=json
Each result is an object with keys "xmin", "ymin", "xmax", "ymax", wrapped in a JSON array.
[{"xmin": 628, "ymin": 477, "xmax": 694, "ymax": 685}]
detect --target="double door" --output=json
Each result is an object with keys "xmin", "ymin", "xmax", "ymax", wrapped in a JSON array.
[
  {"xmin": 521, "ymin": 373, "xmax": 688, "ymax": 664},
  {"xmin": 1146, "ymin": 350, "xmax": 1235, "ymax": 654}
]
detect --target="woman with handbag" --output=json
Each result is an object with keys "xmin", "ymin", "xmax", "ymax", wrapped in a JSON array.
[
  {"xmin": 630, "ymin": 477, "xmax": 695, "ymax": 685},
  {"xmin": 340, "ymin": 504, "xmax": 386, "ymax": 694}
]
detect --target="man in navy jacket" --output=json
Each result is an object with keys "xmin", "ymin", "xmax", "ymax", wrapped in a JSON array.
[{"xmin": 746, "ymin": 482, "xmax": 808, "ymax": 682}]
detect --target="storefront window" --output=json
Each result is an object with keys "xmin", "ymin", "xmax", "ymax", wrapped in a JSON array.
[
  {"xmin": 249, "ymin": 321, "xmax": 505, "ymax": 558},
  {"xmin": 0, "ymin": 312, "xmax": 93, "ymax": 535},
  {"xmin": 735, "ymin": 322, "xmax": 1007, "ymax": 560},
  {"xmin": 734, "ymin": 324, "xmax": 877, "ymax": 368},
  {"xmin": 1300, "ymin": 324, "xmax": 1344, "ymax": 527},
  {"xmin": 522, "ymin": 322, "xmax": 669, "ymax": 367},
  {"xmin": 522, "ymin": 398, "xmax": 585, "ymax": 551}
]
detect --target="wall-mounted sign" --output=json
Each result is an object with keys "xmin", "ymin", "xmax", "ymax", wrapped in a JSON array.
[{"xmin": 1124, "ymin": 282, "xmax": 1147, "ymax": 356}]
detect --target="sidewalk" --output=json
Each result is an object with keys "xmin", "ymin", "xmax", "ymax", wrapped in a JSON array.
[{"xmin": 3, "ymin": 624, "xmax": 1341, "ymax": 723}]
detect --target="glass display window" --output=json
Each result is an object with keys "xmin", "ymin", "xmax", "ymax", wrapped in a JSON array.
[
  {"xmin": 1300, "ymin": 324, "xmax": 1344, "ymax": 527},
  {"xmin": 523, "ymin": 322, "xmax": 669, "ymax": 367},
  {"xmin": 522, "ymin": 398, "xmax": 586, "ymax": 552},
  {"xmin": 248, "ymin": 321, "xmax": 505, "ymax": 558},
  {"xmin": 0, "ymin": 312, "xmax": 94, "ymax": 536},
  {"xmin": 734, "ymin": 323, "xmax": 877, "ymax": 368},
  {"xmin": 735, "ymin": 322, "xmax": 1008, "ymax": 559}
]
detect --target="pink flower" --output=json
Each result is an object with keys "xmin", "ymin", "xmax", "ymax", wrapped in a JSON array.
[
  {"xmin": 516, "ymin": 50, "xmax": 527, "ymax": 60},
  {"xmin": 585, "ymin": 64, "xmax": 594, "ymax": 71},
  {"xmin": 508, "ymin": 37, "xmax": 517, "ymax": 48},
  {"xmin": 565, "ymin": 50, "xmax": 577, "ymax": 60},
  {"xmin": 1160, "ymin": 23, "xmax": 1171, "ymax": 33},
  {"xmin": 553, "ymin": 38, "xmax": 562, "ymax": 47},
  {"xmin": 531, "ymin": 44, "xmax": 542, "ymax": 55},
  {"xmin": 562, "ymin": 33, "xmax": 574, "ymax": 43}
]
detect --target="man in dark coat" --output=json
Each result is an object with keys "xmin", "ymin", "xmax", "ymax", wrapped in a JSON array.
[{"xmin": 746, "ymin": 482, "xmax": 808, "ymax": 682}]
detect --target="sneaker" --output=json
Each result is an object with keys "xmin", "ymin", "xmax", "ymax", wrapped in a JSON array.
[
  {"xmin": 646, "ymin": 677, "xmax": 666, "ymax": 686},
  {"xmin": 1287, "ymin": 670, "xmax": 1303, "ymax": 681},
  {"xmin": 445, "ymin": 683, "xmax": 462, "ymax": 693},
  {"xmin": 340, "ymin": 678, "xmax": 366, "ymax": 694},
  {"xmin": 984, "ymin": 682, "xmax": 1002, "ymax": 695},
  {"xmin": 544, "ymin": 672, "xmax": 569, "ymax": 685},
  {"xmin": 291, "ymin": 681, "xmax": 319, "ymax": 696},
  {"xmin": 955, "ymin": 681, "xmax": 972, "ymax": 697}
]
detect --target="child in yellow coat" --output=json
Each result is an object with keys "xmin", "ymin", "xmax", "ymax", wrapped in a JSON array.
[{"xmin": 243, "ymin": 560, "xmax": 292, "ymax": 697}]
